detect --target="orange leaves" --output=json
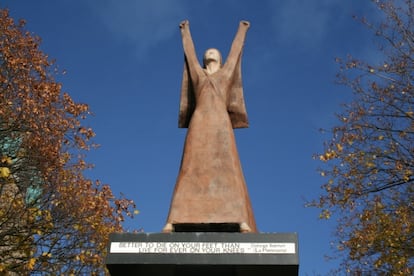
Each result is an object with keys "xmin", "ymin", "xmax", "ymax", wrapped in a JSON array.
[
  {"xmin": 78, "ymin": 127, "xmax": 95, "ymax": 140},
  {"xmin": 0, "ymin": 8, "xmax": 136, "ymax": 275},
  {"xmin": 63, "ymin": 92, "xmax": 89, "ymax": 117}
]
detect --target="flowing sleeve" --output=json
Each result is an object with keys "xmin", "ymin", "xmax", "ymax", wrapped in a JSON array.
[
  {"xmin": 178, "ymin": 20, "xmax": 200, "ymax": 128},
  {"xmin": 223, "ymin": 21, "xmax": 250, "ymax": 129},
  {"xmin": 178, "ymin": 60, "xmax": 195, "ymax": 128}
]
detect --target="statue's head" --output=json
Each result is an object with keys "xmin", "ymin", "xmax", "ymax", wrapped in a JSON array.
[{"xmin": 203, "ymin": 48, "xmax": 222, "ymax": 68}]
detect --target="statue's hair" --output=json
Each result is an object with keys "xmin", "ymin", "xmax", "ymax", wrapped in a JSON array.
[{"xmin": 203, "ymin": 48, "xmax": 222, "ymax": 68}]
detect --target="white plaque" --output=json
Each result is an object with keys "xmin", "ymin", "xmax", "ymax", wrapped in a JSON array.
[{"xmin": 110, "ymin": 242, "xmax": 296, "ymax": 254}]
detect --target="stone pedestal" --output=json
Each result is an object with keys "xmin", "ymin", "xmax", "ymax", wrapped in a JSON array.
[{"xmin": 106, "ymin": 232, "xmax": 299, "ymax": 275}]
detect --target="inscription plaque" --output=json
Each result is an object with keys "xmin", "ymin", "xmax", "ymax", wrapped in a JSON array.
[{"xmin": 110, "ymin": 242, "xmax": 296, "ymax": 254}]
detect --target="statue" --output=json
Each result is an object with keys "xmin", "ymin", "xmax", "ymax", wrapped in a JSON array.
[{"xmin": 163, "ymin": 20, "xmax": 257, "ymax": 233}]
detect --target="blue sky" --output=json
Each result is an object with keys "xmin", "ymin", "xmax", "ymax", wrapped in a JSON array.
[{"xmin": 2, "ymin": 1, "xmax": 380, "ymax": 274}]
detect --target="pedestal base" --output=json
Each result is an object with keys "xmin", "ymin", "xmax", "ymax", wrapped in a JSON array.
[{"xmin": 106, "ymin": 232, "xmax": 299, "ymax": 275}]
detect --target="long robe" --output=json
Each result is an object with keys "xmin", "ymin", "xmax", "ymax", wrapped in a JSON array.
[{"xmin": 165, "ymin": 21, "xmax": 257, "ymax": 232}]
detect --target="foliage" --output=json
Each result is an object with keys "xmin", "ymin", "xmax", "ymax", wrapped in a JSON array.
[
  {"xmin": 310, "ymin": 0, "xmax": 414, "ymax": 274},
  {"xmin": 0, "ymin": 9, "xmax": 136, "ymax": 274}
]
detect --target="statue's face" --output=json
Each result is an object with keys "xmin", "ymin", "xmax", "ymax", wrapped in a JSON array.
[{"xmin": 204, "ymin": 48, "xmax": 221, "ymax": 65}]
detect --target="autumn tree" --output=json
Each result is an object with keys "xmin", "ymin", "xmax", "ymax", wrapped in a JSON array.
[
  {"xmin": 0, "ymin": 9, "xmax": 136, "ymax": 274},
  {"xmin": 310, "ymin": 0, "xmax": 414, "ymax": 274}
]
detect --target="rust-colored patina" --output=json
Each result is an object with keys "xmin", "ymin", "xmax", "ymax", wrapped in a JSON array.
[{"xmin": 164, "ymin": 20, "xmax": 257, "ymax": 233}]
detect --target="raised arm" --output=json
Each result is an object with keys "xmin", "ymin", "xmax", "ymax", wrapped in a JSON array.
[
  {"xmin": 180, "ymin": 20, "xmax": 201, "ymax": 74},
  {"xmin": 223, "ymin": 21, "xmax": 250, "ymax": 72}
]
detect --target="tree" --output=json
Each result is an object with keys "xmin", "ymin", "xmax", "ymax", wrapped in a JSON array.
[
  {"xmin": 0, "ymin": 9, "xmax": 136, "ymax": 274},
  {"xmin": 310, "ymin": 0, "xmax": 414, "ymax": 274}
]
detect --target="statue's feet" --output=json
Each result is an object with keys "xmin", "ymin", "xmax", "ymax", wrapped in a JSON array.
[
  {"xmin": 240, "ymin": 222, "xmax": 252, "ymax": 233},
  {"xmin": 162, "ymin": 223, "xmax": 174, "ymax": 233}
]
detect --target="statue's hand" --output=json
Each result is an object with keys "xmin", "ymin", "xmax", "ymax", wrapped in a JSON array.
[
  {"xmin": 240, "ymin": 20, "xmax": 250, "ymax": 28},
  {"xmin": 180, "ymin": 20, "xmax": 189, "ymax": 29}
]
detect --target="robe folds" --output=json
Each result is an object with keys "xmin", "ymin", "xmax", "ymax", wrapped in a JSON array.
[{"xmin": 165, "ymin": 21, "xmax": 257, "ymax": 232}]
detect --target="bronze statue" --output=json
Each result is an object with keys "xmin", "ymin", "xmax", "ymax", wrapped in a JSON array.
[{"xmin": 164, "ymin": 20, "xmax": 257, "ymax": 233}]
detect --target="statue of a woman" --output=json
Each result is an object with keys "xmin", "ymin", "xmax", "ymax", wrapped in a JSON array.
[{"xmin": 164, "ymin": 20, "xmax": 257, "ymax": 233}]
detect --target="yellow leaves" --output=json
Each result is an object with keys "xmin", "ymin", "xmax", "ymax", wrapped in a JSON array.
[
  {"xmin": 41, "ymin": 252, "xmax": 52, "ymax": 258},
  {"xmin": 315, "ymin": 2, "xmax": 414, "ymax": 273},
  {"xmin": 75, "ymin": 250, "xmax": 98, "ymax": 264},
  {"xmin": 319, "ymin": 143, "xmax": 345, "ymax": 162},
  {"xmin": 366, "ymin": 161, "xmax": 376, "ymax": 168},
  {"xmin": 319, "ymin": 209, "xmax": 331, "ymax": 219},
  {"xmin": 344, "ymin": 201, "xmax": 413, "ymax": 272},
  {"xmin": 403, "ymin": 170, "xmax": 412, "ymax": 182},
  {"xmin": 326, "ymin": 150, "xmax": 337, "ymax": 159},
  {"xmin": 398, "ymin": 131, "xmax": 407, "ymax": 138},
  {"xmin": 1, "ymin": 156, "xmax": 13, "ymax": 164},
  {"xmin": 0, "ymin": 167, "xmax": 11, "ymax": 178},
  {"xmin": 36, "ymin": 209, "xmax": 42, "ymax": 216},
  {"xmin": 43, "ymin": 209, "xmax": 52, "ymax": 222},
  {"xmin": 319, "ymin": 150, "xmax": 337, "ymax": 161},
  {"xmin": 405, "ymin": 111, "xmax": 414, "ymax": 118},
  {"xmin": 375, "ymin": 200, "xmax": 384, "ymax": 210},
  {"xmin": 27, "ymin": 258, "xmax": 36, "ymax": 270},
  {"xmin": 133, "ymin": 209, "xmax": 140, "ymax": 215},
  {"xmin": 374, "ymin": 258, "xmax": 383, "ymax": 269}
]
